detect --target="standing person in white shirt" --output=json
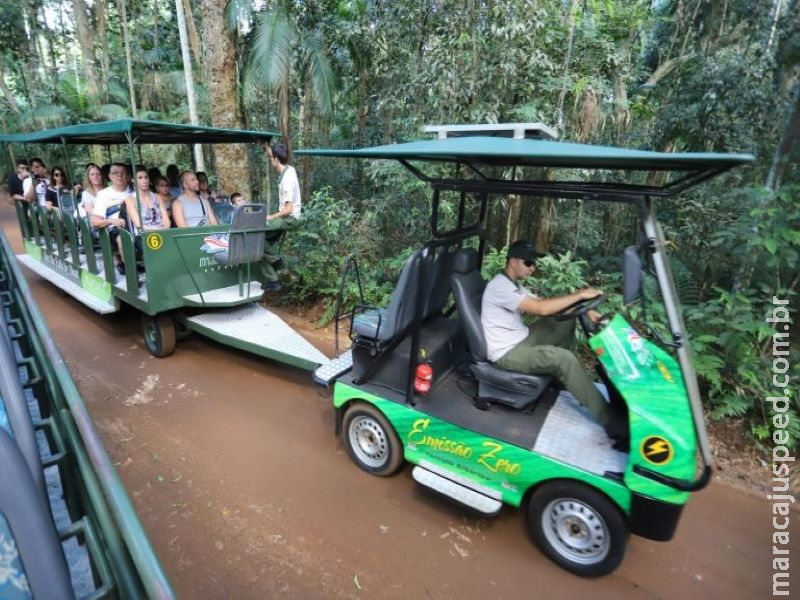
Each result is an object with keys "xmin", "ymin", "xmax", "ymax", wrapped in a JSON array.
[{"xmin": 260, "ymin": 142, "xmax": 301, "ymax": 293}]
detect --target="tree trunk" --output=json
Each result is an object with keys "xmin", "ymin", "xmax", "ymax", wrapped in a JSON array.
[
  {"xmin": 0, "ymin": 62, "xmax": 22, "ymax": 115},
  {"xmin": 198, "ymin": 0, "xmax": 249, "ymax": 196},
  {"xmin": 72, "ymin": 0, "xmax": 101, "ymax": 98},
  {"xmin": 97, "ymin": 0, "xmax": 110, "ymax": 101},
  {"xmin": 117, "ymin": 0, "xmax": 138, "ymax": 118},
  {"xmin": 182, "ymin": 0, "xmax": 204, "ymax": 72},
  {"xmin": 176, "ymin": 0, "xmax": 204, "ymax": 170}
]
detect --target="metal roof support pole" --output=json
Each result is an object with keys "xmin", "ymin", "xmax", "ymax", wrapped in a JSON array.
[
  {"xmin": 641, "ymin": 197, "xmax": 713, "ymax": 475},
  {"xmin": 125, "ymin": 133, "xmax": 143, "ymax": 224},
  {"xmin": 430, "ymin": 189, "xmax": 441, "ymax": 237},
  {"xmin": 477, "ymin": 191, "xmax": 489, "ymax": 260},
  {"xmin": 59, "ymin": 137, "xmax": 73, "ymax": 186}
]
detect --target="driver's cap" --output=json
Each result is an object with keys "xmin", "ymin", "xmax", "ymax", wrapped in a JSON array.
[{"xmin": 507, "ymin": 240, "xmax": 544, "ymax": 261}]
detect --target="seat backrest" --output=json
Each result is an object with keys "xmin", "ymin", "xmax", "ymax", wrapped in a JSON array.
[
  {"xmin": 216, "ymin": 204, "xmax": 266, "ymax": 266},
  {"xmin": 451, "ymin": 248, "xmax": 488, "ymax": 361},
  {"xmin": 424, "ymin": 246, "xmax": 454, "ymax": 317},
  {"xmin": 370, "ymin": 249, "xmax": 434, "ymax": 341},
  {"xmin": 0, "ymin": 429, "xmax": 74, "ymax": 600},
  {"xmin": 212, "ymin": 203, "xmax": 234, "ymax": 225},
  {"xmin": 58, "ymin": 191, "xmax": 76, "ymax": 217}
]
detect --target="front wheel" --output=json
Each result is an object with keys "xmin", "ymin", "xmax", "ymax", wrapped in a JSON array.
[
  {"xmin": 527, "ymin": 480, "xmax": 628, "ymax": 577},
  {"xmin": 342, "ymin": 403, "xmax": 404, "ymax": 477},
  {"xmin": 141, "ymin": 314, "xmax": 176, "ymax": 358}
]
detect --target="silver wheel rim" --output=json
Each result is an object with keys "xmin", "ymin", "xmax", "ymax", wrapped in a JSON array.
[
  {"xmin": 541, "ymin": 497, "xmax": 610, "ymax": 565},
  {"xmin": 348, "ymin": 415, "xmax": 389, "ymax": 469}
]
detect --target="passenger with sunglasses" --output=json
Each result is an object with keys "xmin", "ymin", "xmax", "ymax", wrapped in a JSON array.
[
  {"xmin": 481, "ymin": 240, "xmax": 624, "ymax": 439},
  {"xmin": 45, "ymin": 166, "xmax": 70, "ymax": 209}
]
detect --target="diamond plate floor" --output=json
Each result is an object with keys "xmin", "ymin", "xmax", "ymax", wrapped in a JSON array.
[{"xmin": 533, "ymin": 391, "xmax": 627, "ymax": 475}]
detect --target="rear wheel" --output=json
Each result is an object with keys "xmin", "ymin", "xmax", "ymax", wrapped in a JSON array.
[
  {"xmin": 342, "ymin": 403, "xmax": 404, "ymax": 476},
  {"xmin": 527, "ymin": 480, "xmax": 628, "ymax": 577},
  {"xmin": 141, "ymin": 314, "xmax": 176, "ymax": 358}
]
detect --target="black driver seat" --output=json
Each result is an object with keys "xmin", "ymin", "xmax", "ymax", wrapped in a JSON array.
[{"xmin": 451, "ymin": 248, "xmax": 551, "ymax": 410}]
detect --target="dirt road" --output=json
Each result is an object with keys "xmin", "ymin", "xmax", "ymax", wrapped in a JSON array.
[{"xmin": 1, "ymin": 202, "xmax": 794, "ymax": 599}]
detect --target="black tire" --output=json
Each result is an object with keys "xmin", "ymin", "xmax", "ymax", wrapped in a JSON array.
[
  {"xmin": 141, "ymin": 314, "xmax": 176, "ymax": 358},
  {"xmin": 527, "ymin": 480, "xmax": 628, "ymax": 577},
  {"xmin": 173, "ymin": 317, "xmax": 192, "ymax": 342},
  {"xmin": 342, "ymin": 403, "xmax": 404, "ymax": 477}
]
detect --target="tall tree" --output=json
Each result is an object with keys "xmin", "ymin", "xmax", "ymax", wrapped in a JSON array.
[
  {"xmin": 199, "ymin": 0, "xmax": 249, "ymax": 197},
  {"xmin": 72, "ymin": 0, "xmax": 101, "ymax": 99},
  {"xmin": 117, "ymin": 0, "xmax": 137, "ymax": 117},
  {"xmin": 175, "ymin": 0, "xmax": 204, "ymax": 170}
]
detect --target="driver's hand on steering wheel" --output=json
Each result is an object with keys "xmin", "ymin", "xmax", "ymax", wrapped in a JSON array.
[{"xmin": 579, "ymin": 287, "xmax": 603, "ymax": 301}]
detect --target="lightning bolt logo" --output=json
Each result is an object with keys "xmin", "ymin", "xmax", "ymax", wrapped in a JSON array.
[{"xmin": 640, "ymin": 436, "xmax": 674, "ymax": 465}]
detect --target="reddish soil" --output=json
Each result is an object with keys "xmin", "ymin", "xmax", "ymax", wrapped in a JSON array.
[{"xmin": 1, "ymin": 198, "xmax": 796, "ymax": 599}]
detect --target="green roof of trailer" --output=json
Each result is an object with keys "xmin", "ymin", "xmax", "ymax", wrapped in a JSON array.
[
  {"xmin": 0, "ymin": 119, "xmax": 279, "ymax": 145},
  {"xmin": 297, "ymin": 136, "xmax": 754, "ymax": 171}
]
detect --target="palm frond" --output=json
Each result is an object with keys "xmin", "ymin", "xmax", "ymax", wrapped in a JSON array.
[
  {"xmin": 250, "ymin": 6, "xmax": 295, "ymax": 89},
  {"xmin": 305, "ymin": 33, "xmax": 336, "ymax": 119}
]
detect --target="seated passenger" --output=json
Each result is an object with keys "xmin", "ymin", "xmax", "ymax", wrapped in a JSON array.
[
  {"xmin": 125, "ymin": 168, "xmax": 171, "ymax": 238},
  {"xmin": 77, "ymin": 163, "xmax": 105, "ymax": 218},
  {"xmin": 120, "ymin": 168, "xmax": 170, "ymax": 271},
  {"xmin": 91, "ymin": 163, "xmax": 130, "ymax": 231},
  {"xmin": 91, "ymin": 163, "xmax": 132, "ymax": 274},
  {"xmin": 154, "ymin": 175, "xmax": 174, "ymax": 225},
  {"xmin": 230, "ymin": 192, "xmax": 245, "ymax": 207},
  {"xmin": 480, "ymin": 240, "xmax": 624, "ymax": 439},
  {"xmin": 196, "ymin": 171, "xmax": 218, "ymax": 203},
  {"xmin": 45, "ymin": 166, "xmax": 70, "ymax": 210},
  {"xmin": 166, "ymin": 163, "xmax": 182, "ymax": 199},
  {"xmin": 172, "ymin": 171, "xmax": 218, "ymax": 228}
]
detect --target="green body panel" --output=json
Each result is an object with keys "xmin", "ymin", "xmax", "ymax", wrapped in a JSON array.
[
  {"xmin": 589, "ymin": 315, "xmax": 695, "ymax": 504},
  {"xmin": 333, "ymin": 383, "xmax": 632, "ymax": 513},
  {"xmin": 139, "ymin": 227, "xmax": 260, "ymax": 314},
  {"xmin": 14, "ymin": 201, "xmax": 260, "ymax": 316},
  {"xmin": 80, "ymin": 270, "xmax": 112, "ymax": 302}
]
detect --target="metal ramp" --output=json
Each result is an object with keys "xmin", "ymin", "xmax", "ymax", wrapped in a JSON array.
[
  {"xmin": 16, "ymin": 254, "xmax": 119, "ymax": 315},
  {"xmin": 182, "ymin": 303, "xmax": 329, "ymax": 371}
]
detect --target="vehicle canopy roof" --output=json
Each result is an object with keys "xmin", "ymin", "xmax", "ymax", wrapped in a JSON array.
[
  {"xmin": 0, "ymin": 118, "xmax": 279, "ymax": 145},
  {"xmin": 297, "ymin": 123, "xmax": 754, "ymax": 199}
]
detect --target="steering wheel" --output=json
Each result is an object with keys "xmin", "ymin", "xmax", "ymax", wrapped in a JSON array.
[{"xmin": 554, "ymin": 293, "xmax": 605, "ymax": 321}]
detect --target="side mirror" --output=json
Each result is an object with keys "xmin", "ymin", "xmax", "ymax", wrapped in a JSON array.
[{"xmin": 623, "ymin": 246, "xmax": 643, "ymax": 305}]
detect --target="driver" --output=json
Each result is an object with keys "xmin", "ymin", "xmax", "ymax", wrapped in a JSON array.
[{"xmin": 481, "ymin": 240, "xmax": 625, "ymax": 439}]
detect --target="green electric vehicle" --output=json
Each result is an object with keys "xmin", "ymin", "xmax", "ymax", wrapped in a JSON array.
[
  {"xmin": 2, "ymin": 119, "xmax": 327, "ymax": 370},
  {"xmin": 303, "ymin": 123, "xmax": 754, "ymax": 576}
]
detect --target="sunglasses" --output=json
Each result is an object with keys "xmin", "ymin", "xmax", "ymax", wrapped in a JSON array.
[
  {"xmin": 523, "ymin": 259, "xmax": 536, "ymax": 267},
  {"xmin": 53, "ymin": 172, "xmax": 64, "ymax": 178}
]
